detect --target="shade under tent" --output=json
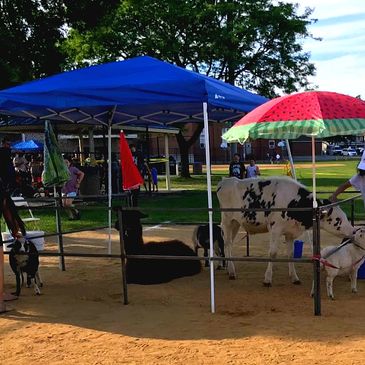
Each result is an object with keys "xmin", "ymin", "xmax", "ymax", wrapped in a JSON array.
[{"xmin": 0, "ymin": 55, "xmax": 267, "ymax": 313}]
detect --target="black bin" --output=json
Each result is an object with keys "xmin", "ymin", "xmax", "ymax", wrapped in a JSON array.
[
  {"xmin": 79, "ymin": 166, "xmax": 100, "ymax": 196},
  {"xmin": 193, "ymin": 162, "xmax": 203, "ymax": 174}
]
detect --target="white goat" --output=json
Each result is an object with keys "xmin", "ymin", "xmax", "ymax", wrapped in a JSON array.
[{"xmin": 311, "ymin": 228, "xmax": 365, "ymax": 300}]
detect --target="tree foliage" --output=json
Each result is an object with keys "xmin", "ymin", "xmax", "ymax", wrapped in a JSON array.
[
  {"xmin": 0, "ymin": 1, "xmax": 318, "ymax": 177},
  {"xmin": 61, "ymin": 0, "xmax": 317, "ymax": 177},
  {"xmin": 62, "ymin": 0, "xmax": 316, "ymax": 97},
  {"xmin": 0, "ymin": 0, "xmax": 66, "ymax": 88}
]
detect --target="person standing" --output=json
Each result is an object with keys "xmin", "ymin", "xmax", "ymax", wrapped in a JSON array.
[
  {"xmin": 229, "ymin": 153, "xmax": 246, "ymax": 179},
  {"xmin": 30, "ymin": 155, "xmax": 43, "ymax": 189},
  {"xmin": 330, "ymin": 151, "xmax": 365, "ymax": 204},
  {"xmin": 61, "ymin": 158, "xmax": 84, "ymax": 220},
  {"xmin": 275, "ymin": 153, "xmax": 281, "ymax": 164},
  {"xmin": 151, "ymin": 166, "xmax": 158, "ymax": 192},
  {"xmin": 13, "ymin": 153, "xmax": 28, "ymax": 173},
  {"xmin": 129, "ymin": 144, "xmax": 144, "ymax": 206},
  {"xmin": 0, "ymin": 137, "xmax": 16, "ymax": 193},
  {"xmin": 246, "ymin": 159, "xmax": 260, "ymax": 178}
]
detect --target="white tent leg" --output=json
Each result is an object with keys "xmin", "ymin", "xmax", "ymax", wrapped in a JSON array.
[
  {"xmin": 285, "ymin": 139, "xmax": 296, "ymax": 180},
  {"xmin": 312, "ymin": 136, "xmax": 318, "ymax": 208},
  {"xmin": 108, "ymin": 125, "xmax": 112, "ymax": 254},
  {"xmin": 164, "ymin": 134, "xmax": 171, "ymax": 191},
  {"xmin": 107, "ymin": 107, "xmax": 116, "ymax": 255},
  {"xmin": 203, "ymin": 102, "xmax": 215, "ymax": 314}
]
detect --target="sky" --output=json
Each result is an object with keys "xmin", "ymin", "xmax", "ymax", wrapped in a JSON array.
[{"xmin": 284, "ymin": 0, "xmax": 365, "ymax": 97}]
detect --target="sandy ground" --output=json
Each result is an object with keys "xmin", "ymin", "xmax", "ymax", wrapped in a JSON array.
[{"xmin": 1, "ymin": 225, "xmax": 365, "ymax": 364}]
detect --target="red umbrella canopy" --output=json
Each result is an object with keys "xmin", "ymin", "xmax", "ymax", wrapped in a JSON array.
[{"xmin": 223, "ymin": 91, "xmax": 365, "ymax": 143}]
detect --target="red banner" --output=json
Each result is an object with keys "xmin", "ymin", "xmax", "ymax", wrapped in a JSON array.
[{"xmin": 119, "ymin": 132, "xmax": 143, "ymax": 190}]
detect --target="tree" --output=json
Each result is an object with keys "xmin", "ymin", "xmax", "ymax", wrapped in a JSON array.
[
  {"xmin": 0, "ymin": 1, "xmax": 66, "ymax": 89},
  {"xmin": 61, "ymin": 0, "xmax": 317, "ymax": 177}
]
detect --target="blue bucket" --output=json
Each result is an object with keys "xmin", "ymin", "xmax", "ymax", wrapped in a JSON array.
[
  {"xmin": 293, "ymin": 240, "xmax": 304, "ymax": 258},
  {"xmin": 357, "ymin": 261, "xmax": 365, "ymax": 279}
]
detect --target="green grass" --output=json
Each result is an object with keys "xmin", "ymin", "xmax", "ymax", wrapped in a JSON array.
[
  {"xmin": 139, "ymin": 160, "xmax": 363, "ymax": 223},
  {"xmin": 4, "ymin": 160, "xmax": 363, "ymax": 235}
]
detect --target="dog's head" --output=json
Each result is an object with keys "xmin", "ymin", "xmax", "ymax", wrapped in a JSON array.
[
  {"xmin": 8, "ymin": 238, "xmax": 37, "ymax": 254},
  {"xmin": 7, "ymin": 238, "xmax": 27, "ymax": 253}
]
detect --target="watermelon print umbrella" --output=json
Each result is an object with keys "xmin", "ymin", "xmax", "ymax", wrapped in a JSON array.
[
  {"xmin": 223, "ymin": 91, "xmax": 365, "ymax": 143},
  {"xmin": 223, "ymin": 91, "xmax": 365, "ymax": 207}
]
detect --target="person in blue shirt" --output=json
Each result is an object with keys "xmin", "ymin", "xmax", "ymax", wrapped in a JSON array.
[{"xmin": 151, "ymin": 166, "xmax": 158, "ymax": 192}]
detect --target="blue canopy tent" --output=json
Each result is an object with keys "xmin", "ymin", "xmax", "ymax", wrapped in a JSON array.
[
  {"xmin": 0, "ymin": 56, "xmax": 267, "ymax": 312},
  {"xmin": 11, "ymin": 139, "xmax": 43, "ymax": 151}
]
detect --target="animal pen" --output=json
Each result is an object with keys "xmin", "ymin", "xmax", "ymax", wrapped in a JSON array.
[{"xmin": 1, "ymin": 191, "xmax": 361, "ymax": 316}]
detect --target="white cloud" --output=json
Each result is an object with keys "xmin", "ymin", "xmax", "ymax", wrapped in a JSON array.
[
  {"xmin": 284, "ymin": 0, "xmax": 365, "ymax": 19},
  {"xmin": 310, "ymin": 55, "xmax": 364, "ymax": 97},
  {"xmin": 282, "ymin": 0, "xmax": 365, "ymax": 97}
]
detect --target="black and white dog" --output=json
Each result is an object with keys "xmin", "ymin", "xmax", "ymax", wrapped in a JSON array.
[
  {"xmin": 8, "ymin": 238, "xmax": 42, "ymax": 296},
  {"xmin": 192, "ymin": 224, "xmax": 225, "ymax": 268}
]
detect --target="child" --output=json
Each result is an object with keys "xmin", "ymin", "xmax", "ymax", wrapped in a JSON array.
[
  {"xmin": 246, "ymin": 159, "xmax": 260, "ymax": 178},
  {"xmin": 151, "ymin": 167, "xmax": 158, "ymax": 192}
]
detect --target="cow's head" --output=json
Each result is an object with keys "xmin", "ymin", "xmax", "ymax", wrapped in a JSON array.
[{"xmin": 319, "ymin": 199, "xmax": 354, "ymax": 238}]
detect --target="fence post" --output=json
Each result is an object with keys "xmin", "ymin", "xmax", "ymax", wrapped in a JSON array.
[
  {"xmin": 313, "ymin": 206, "xmax": 321, "ymax": 315},
  {"xmin": 54, "ymin": 187, "xmax": 66, "ymax": 271},
  {"xmin": 117, "ymin": 209, "xmax": 128, "ymax": 305},
  {"xmin": 246, "ymin": 234, "xmax": 250, "ymax": 257}
]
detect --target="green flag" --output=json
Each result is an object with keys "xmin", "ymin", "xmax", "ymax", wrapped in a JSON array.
[{"xmin": 43, "ymin": 121, "xmax": 70, "ymax": 187}]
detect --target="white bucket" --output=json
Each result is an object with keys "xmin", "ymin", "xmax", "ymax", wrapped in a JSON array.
[{"xmin": 2, "ymin": 231, "xmax": 45, "ymax": 252}]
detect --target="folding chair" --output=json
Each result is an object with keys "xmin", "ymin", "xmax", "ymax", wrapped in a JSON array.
[{"xmin": 11, "ymin": 196, "xmax": 40, "ymax": 230}]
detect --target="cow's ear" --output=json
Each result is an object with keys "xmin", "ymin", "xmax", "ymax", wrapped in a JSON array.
[{"xmin": 7, "ymin": 242, "xmax": 14, "ymax": 248}]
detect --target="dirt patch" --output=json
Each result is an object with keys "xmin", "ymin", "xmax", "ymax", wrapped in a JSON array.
[{"xmin": 1, "ymin": 226, "xmax": 365, "ymax": 364}]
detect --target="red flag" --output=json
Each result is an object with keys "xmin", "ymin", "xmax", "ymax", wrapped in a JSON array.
[{"xmin": 119, "ymin": 132, "xmax": 144, "ymax": 190}]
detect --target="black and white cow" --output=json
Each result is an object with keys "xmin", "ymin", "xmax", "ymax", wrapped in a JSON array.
[{"xmin": 216, "ymin": 176, "xmax": 355, "ymax": 286}]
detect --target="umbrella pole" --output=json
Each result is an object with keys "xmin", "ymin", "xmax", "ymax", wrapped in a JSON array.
[
  {"xmin": 285, "ymin": 139, "xmax": 297, "ymax": 180},
  {"xmin": 203, "ymin": 102, "xmax": 215, "ymax": 314},
  {"xmin": 311, "ymin": 136, "xmax": 318, "ymax": 208},
  {"xmin": 311, "ymin": 135, "xmax": 321, "ymax": 315}
]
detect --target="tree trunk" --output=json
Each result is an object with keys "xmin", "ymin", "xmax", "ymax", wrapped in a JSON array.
[{"xmin": 176, "ymin": 124, "xmax": 204, "ymax": 178}]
